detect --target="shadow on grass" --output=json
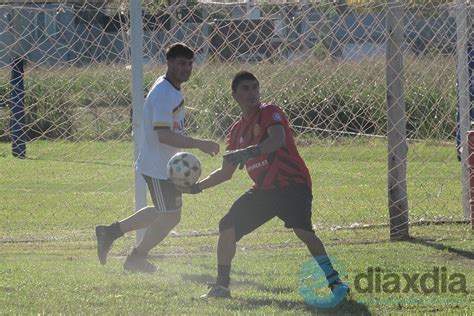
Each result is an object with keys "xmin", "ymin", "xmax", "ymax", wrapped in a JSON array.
[
  {"xmin": 182, "ymin": 273, "xmax": 293, "ymax": 294},
  {"xmin": 182, "ymin": 273, "xmax": 214, "ymax": 284},
  {"xmin": 182, "ymin": 273, "xmax": 370, "ymax": 314},
  {"xmin": 230, "ymin": 296, "xmax": 370, "ymax": 314},
  {"xmin": 406, "ymin": 237, "xmax": 474, "ymax": 260}
]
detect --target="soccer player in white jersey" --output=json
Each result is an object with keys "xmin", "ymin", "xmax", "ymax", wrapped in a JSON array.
[{"xmin": 95, "ymin": 43, "xmax": 219, "ymax": 272}]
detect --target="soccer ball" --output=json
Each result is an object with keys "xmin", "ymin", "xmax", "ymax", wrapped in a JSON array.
[{"xmin": 167, "ymin": 152, "xmax": 201, "ymax": 187}]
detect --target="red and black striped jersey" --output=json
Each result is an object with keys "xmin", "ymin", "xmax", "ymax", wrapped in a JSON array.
[{"xmin": 226, "ymin": 103, "xmax": 312, "ymax": 191}]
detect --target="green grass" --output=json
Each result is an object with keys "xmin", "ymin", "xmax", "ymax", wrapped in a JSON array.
[{"xmin": 0, "ymin": 140, "xmax": 472, "ymax": 314}]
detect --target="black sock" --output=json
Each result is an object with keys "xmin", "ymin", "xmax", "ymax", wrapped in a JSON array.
[
  {"xmin": 108, "ymin": 222, "xmax": 124, "ymax": 240},
  {"xmin": 315, "ymin": 256, "xmax": 340, "ymax": 285},
  {"xmin": 217, "ymin": 264, "xmax": 231, "ymax": 288}
]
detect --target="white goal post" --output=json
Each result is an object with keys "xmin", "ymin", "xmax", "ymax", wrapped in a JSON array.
[{"xmin": 130, "ymin": 0, "xmax": 147, "ymax": 243}]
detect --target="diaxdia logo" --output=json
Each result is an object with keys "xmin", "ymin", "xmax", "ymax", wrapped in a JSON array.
[
  {"xmin": 298, "ymin": 256, "xmax": 349, "ymax": 308},
  {"xmin": 354, "ymin": 267, "xmax": 468, "ymax": 294},
  {"xmin": 298, "ymin": 255, "xmax": 469, "ymax": 308}
]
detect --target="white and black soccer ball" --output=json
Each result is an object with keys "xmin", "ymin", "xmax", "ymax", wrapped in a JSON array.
[{"xmin": 167, "ymin": 152, "xmax": 201, "ymax": 187}]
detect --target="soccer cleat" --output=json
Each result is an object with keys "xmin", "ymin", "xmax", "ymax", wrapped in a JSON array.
[
  {"xmin": 95, "ymin": 225, "xmax": 115, "ymax": 265},
  {"xmin": 329, "ymin": 280, "xmax": 351, "ymax": 296},
  {"xmin": 123, "ymin": 250, "xmax": 157, "ymax": 273},
  {"xmin": 200, "ymin": 284, "xmax": 231, "ymax": 299}
]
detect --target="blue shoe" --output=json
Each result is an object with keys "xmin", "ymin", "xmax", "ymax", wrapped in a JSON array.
[{"xmin": 329, "ymin": 280, "xmax": 351, "ymax": 296}]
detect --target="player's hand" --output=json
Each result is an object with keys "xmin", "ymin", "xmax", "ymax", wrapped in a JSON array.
[
  {"xmin": 175, "ymin": 183, "xmax": 202, "ymax": 194},
  {"xmin": 199, "ymin": 140, "xmax": 220, "ymax": 156},
  {"xmin": 223, "ymin": 145, "xmax": 261, "ymax": 170}
]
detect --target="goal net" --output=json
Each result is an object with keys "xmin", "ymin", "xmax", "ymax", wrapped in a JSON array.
[{"xmin": 0, "ymin": 0, "xmax": 472, "ymax": 240}]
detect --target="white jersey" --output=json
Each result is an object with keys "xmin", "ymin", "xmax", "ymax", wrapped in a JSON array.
[{"xmin": 136, "ymin": 76, "xmax": 186, "ymax": 179}]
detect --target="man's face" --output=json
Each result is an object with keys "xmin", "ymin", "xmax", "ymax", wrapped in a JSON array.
[
  {"xmin": 232, "ymin": 79, "xmax": 260, "ymax": 110},
  {"xmin": 167, "ymin": 57, "xmax": 193, "ymax": 83}
]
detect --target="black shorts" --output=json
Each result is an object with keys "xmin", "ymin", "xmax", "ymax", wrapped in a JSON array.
[
  {"xmin": 143, "ymin": 175, "xmax": 182, "ymax": 212},
  {"xmin": 219, "ymin": 184, "xmax": 314, "ymax": 241}
]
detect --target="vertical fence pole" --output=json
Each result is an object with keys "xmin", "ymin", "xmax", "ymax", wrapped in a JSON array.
[
  {"xmin": 130, "ymin": 0, "xmax": 147, "ymax": 243},
  {"xmin": 455, "ymin": 0, "xmax": 470, "ymax": 221},
  {"xmin": 386, "ymin": 0, "xmax": 408, "ymax": 240},
  {"xmin": 466, "ymin": 34, "xmax": 473, "ymax": 228},
  {"xmin": 467, "ymin": 132, "xmax": 474, "ymax": 229},
  {"xmin": 10, "ymin": 58, "xmax": 26, "ymax": 158},
  {"xmin": 469, "ymin": 42, "xmax": 473, "ymax": 105}
]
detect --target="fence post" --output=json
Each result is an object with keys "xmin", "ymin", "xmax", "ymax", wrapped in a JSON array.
[
  {"xmin": 465, "ymin": 29, "xmax": 473, "ymax": 228},
  {"xmin": 10, "ymin": 58, "xmax": 26, "ymax": 158},
  {"xmin": 468, "ymin": 42, "xmax": 473, "ymax": 229},
  {"xmin": 386, "ymin": 0, "xmax": 408, "ymax": 240},
  {"xmin": 455, "ymin": 0, "xmax": 470, "ymax": 221},
  {"xmin": 467, "ymin": 132, "xmax": 474, "ymax": 229}
]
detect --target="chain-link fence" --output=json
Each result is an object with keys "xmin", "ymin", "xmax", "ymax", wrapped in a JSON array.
[{"xmin": 0, "ymin": 0, "xmax": 472, "ymax": 239}]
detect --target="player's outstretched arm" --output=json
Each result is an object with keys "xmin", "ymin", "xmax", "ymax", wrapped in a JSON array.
[
  {"xmin": 178, "ymin": 159, "xmax": 236, "ymax": 195},
  {"xmin": 199, "ymin": 159, "xmax": 236, "ymax": 190},
  {"xmin": 157, "ymin": 128, "xmax": 219, "ymax": 156},
  {"xmin": 196, "ymin": 139, "xmax": 220, "ymax": 156}
]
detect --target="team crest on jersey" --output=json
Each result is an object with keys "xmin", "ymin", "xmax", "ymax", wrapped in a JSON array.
[
  {"xmin": 273, "ymin": 112, "xmax": 282, "ymax": 122},
  {"xmin": 173, "ymin": 120, "xmax": 185, "ymax": 132},
  {"xmin": 253, "ymin": 124, "xmax": 261, "ymax": 136}
]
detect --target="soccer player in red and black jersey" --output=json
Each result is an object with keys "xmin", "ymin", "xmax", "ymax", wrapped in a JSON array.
[{"xmin": 179, "ymin": 71, "xmax": 349, "ymax": 299}]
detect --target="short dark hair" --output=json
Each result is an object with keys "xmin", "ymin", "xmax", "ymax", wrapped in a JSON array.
[
  {"xmin": 166, "ymin": 43, "xmax": 194, "ymax": 60},
  {"xmin": 231, "ymin": 71, "xmax": 259, "ymax": 92}
]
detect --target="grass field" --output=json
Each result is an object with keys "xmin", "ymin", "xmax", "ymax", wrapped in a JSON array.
[{"xmin": 0, "ymin": 140, "xmax": 472, "ymax": 314}]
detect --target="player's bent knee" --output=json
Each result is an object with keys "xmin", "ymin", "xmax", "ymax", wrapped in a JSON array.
[
  {"xmin": 219, "ymin": 213, "xmax": 235, "ymax": 232},
  {"xmin": 293, "ymin": 228, "xmax": 316, "ymax": 241}
]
